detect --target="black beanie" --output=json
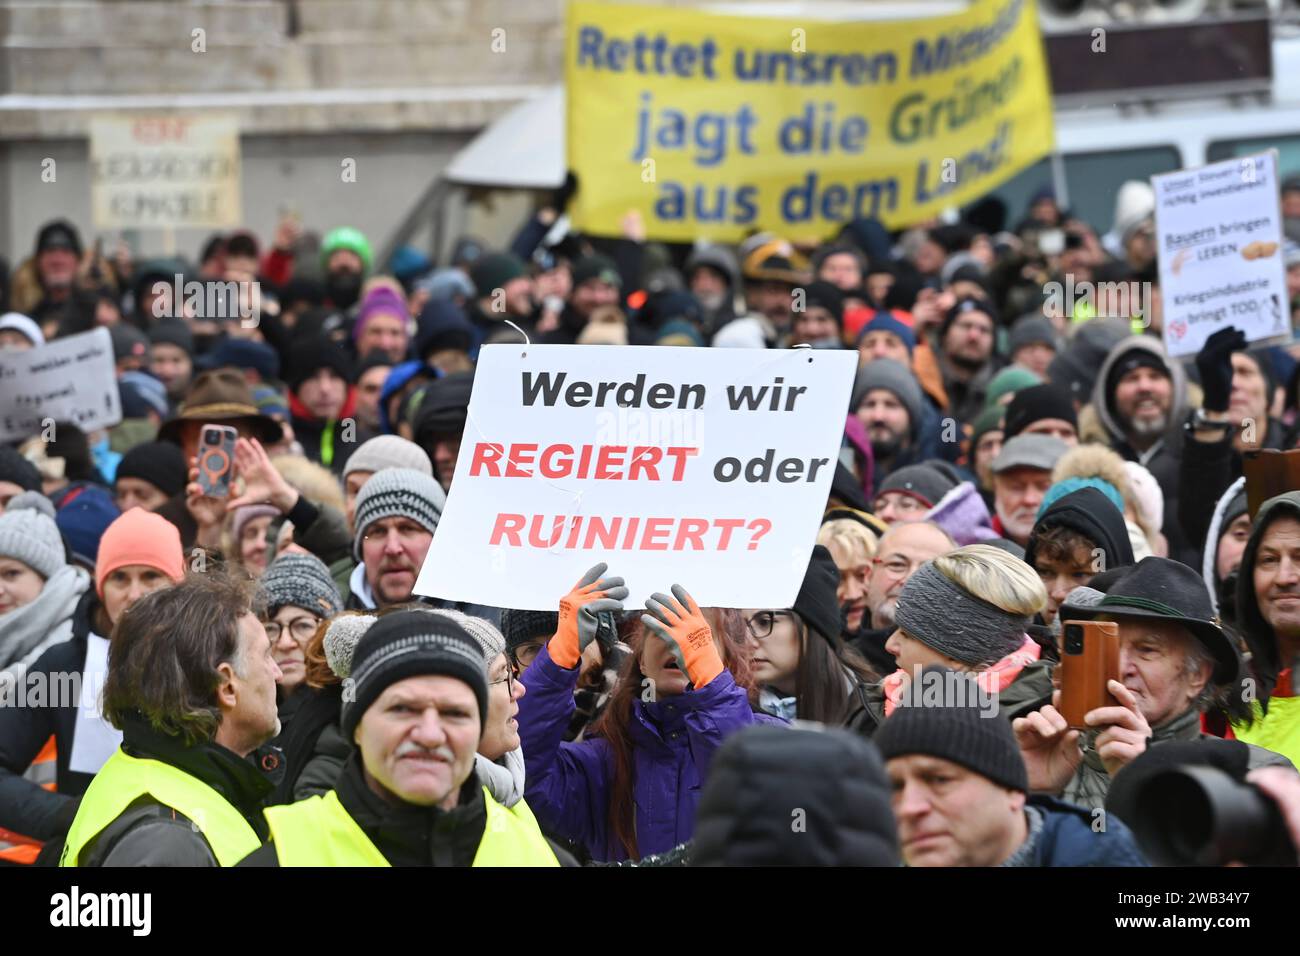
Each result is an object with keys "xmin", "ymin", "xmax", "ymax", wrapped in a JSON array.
[
  {"xmin": 287, "ymin": 335, "xmax": 355, "ymax": 391},
  {"xmin": 342, "ymin": 610, "xmax": 489, "ymax": 740},
  {"xmin": 941, "ymin": 296, "xmax": 998, "ymax": 339},
  {"xmin": 0, "ymin": 446, "xmax": 42, "ymax": 494},
  {"xmin": 798, "ymin": 281, "xmax": 845, "ymax": 325},
  {"xmin": 500, "ymin": 609, "xmax": 559, "ymax": 654},
  {"xmin": 793, "ymin": 544, "xmax": 843, "ymax": 644},
  {"xmin": 1003, "ymin": 383, "xmax": 1078, "ymax": 439},
  {"xmin": 873, "ymin": 666, "xmax": 1029, "ymax": 792},
  {"xmin": 149, "ymin": 318, "xmax": 195, "ymax": 358},
  {"xmin": 115, "ymin": 441, "xmax": 188, "ymax": 498}
]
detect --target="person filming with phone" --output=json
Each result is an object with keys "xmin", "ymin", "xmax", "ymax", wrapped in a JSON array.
[{"xmin": 1013, "ymin": 557, "xmax": 1292, "ymax": 812}]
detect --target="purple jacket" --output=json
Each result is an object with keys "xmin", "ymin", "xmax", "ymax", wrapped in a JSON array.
[{"xmin": 518, "ymin": 643, "xmax": 783, "ymax": 862}]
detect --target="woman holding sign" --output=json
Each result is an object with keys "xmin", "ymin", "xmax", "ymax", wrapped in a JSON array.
[
  {"xmin": 743, "ymin": 545, "xmax": 878, "ymax": 731},
  {"xmin": 517, "ymin": 564, "xmax": 780, "ymax": 862}
]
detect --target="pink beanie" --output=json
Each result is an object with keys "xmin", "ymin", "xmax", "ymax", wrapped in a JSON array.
[
  {"xmin": 95, "ymin": 507, "xmax": 186, "ymax": 597},
  {"xmin": 352, "ymin": 287, "xmax": 410, "ymax": 343}
]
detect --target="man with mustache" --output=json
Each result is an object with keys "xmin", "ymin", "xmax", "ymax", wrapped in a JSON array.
[
  {"xmin": 347, "ymin": 467, "xmax": 445, "ymax": 611},
  {"xmin": 1090, "ymin": 336, "xmax": 1192, "ymax": 562},
  {"xmin": 989, "ymin": 434, "xmax": 1067, "ymax": 548},
  {"xmin": 241, "ymin": 610, "xmax": 566, "ymax": 865}
]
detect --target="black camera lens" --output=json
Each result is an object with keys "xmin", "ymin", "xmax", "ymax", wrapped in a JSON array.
[
  {"xmin": 1064, "ymin": 624, "xmax": 1084, "ymax": 655},
  {"xmin": 1131, "ymin": 765, "xmax": 1295, "ymax": 866},
  {"xmin": 206, "ymin": 431, "xmax": 220, "ymax": 445}
]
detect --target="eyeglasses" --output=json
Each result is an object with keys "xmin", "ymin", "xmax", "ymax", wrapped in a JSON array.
[
  {"xmin": 488, "ymin": 667, "xmax": 515, "ymax": 694},
  {"xmin": 264, "ymin": 617, "xmax": 319, "ymax": 642},
  {"xmin": 509, "ymin": 641, "xmax": 544, "ymax": 674},
  {"xmin": 744, "ymin": 610, "xmax": 794, "ymax": 641}
]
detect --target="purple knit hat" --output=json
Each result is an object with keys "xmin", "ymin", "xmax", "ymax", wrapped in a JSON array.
[{"xmin": 353, "ymin": 287, "xmax": 410, "ymax": 343}]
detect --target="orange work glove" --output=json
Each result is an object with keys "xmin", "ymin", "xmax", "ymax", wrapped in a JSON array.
[
  {"xmin": 547, "ymin": 562, "xmax": 628, "ymax": 669},
  {"xmin": 642, "ymin": 585, "xmax": 724, "ymax": 690}
]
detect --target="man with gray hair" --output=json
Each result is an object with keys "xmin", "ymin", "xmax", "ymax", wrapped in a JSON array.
[{"xmin": 1014, "ymin": 557, "xmax": 1292, "ymax": 811}]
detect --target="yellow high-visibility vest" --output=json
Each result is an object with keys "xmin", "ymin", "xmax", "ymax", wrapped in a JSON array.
[
  {"xmin": 61, "ymin": 748, "xmax": 262, "ymax": 867},
  {"xmin": 263, "ymin": 787, "xmax": 559, "ymax": 867}
]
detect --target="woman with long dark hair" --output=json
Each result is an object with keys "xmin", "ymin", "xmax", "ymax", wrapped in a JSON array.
[
  {"xmin": 518, "ymin": 564, "xmax": 779, "ymax": 862},
  {"xmin": 744, "ymin": 545, "xmax": 877, "ymax": 730}
]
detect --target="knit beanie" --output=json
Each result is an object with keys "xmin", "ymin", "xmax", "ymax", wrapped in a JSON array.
[
  {"xmin": 894, "ymin": 560, "xmax": 1029, "ymax": 666},
  {"xmin": 855, "ymin": 310, "xmax": 916, "ymax": 355},
  {"xmin": 287, "ymin": 334, "xmax": 355, "ymax": 391},
  {"xmin": 941, "ymin": 296, "xmax": 998, "ymax": 339},
  {"xmin": 850, "ymin": 358, "xmax": 925, "ymax": 434},
  {"xmin": 470, "ymin": 252, "xmax": 527, "ymax": 298},
  {"xmin": 94, "ymin": 506, "xmax": 185, "ymax": 596},
  {"xmin": 873, "ymin": 666, "xmax": 1029, "ymax": 792},
  {"xmin": 353, "ymin": 287, "xmax": 411, "ymax": 344},
  {"xmin": 230, "ymin": 504, "xmax": 279, "ymax": 547},
  {"xmin": 56, "ymin": 485, "xmax": 120, "ymax": 567},
  {"xmin": 877, "ymin": 464, "xmax": 958, "ymax": 510},
  {"xmin": 1002, "ymin": 383, "xmax": 1077, "ymax": 440},
  {"xmin": 0, "ymin": 446, "xmax": 42, "ymax": 494},
  {"xmin": 344, "ymin": 435, "xmax": 433, "ymax": 481},
  {"xmin": 118, "ymin": 372, "xmax": 170, "ymax": 420},
  {"xmin": 571, "ymin": 255, "xmax": 622, "ymax": 289},
  {"xmin": 342, "ymin": 609, "xmax": 489, "ymax": 739},
  {"xmin": 984, "ymin": 366, "xmax": 1041, "ymax": 409},
  {"xmin": 260, "ymin": 551, "xmax": 343, "ymax": 618},
  {"xmin": 798, "ymin": 281, "xmax": 845, "ymax": 325},
  {"xmin": 320, "ymin": 226, "xmax": 374, "ymax": 274},
  {"xmin": 970, "ymin": 405, "xmax": 1005, "ymax": 448},
  {"xmin": 149, "ymin": 317, "xmax": 195, "ymax": 357},
  {"xmin": 116, "ymin": 441, "xmax": 188, "ymax": 498},
  {"xmin": 0, "ymin": 311, "xmax": 45, "ymax": 347},
  {"xmin": 351, "ymin": 467, "xmax": 446, "ymax": 560},
  {"xmin": 1008, "ymin": 314, "xmax": 1059, "ymax": 356},
  {"xmin": 413, "ymin": 372, "xmax": 474, "ymax": 442},
  {"xmin": 793, "ymin": 545, "xmax": 842, "ymax": 644},
  {"xmin": 422, "ymin": 608, "xmax": 505, "ymax": 663},
  {"xmin": 500, "ymin": 609, "xmax": 559, "ymax": 653},
  {"xmin": 1039, "ymin": 477, "xmax": 1124, "ymax": 518},
  {"xmin": 324, "ymin": 613, "xmax": 377, "ymax": 679},
  {"xmin": 0, "ymin": 492, "xmax": 65, "ymax": 579}
]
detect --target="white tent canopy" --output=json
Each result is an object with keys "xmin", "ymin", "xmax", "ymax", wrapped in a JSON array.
[{"xmin": 442, "ymin": 86, "xmax": 565, "ymax": 190}]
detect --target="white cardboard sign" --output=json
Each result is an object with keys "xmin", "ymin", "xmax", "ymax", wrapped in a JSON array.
[
  {"xmin": 415, "ymin": 344, "xmax": 857, "ymax": 610},
  {"xmin": 0, "ymin": 328, "xmax": 121, "ymax": 442},
  {"xmin": 1153, "ymin": 150, "xmax": 1290, "ymax": 357}
]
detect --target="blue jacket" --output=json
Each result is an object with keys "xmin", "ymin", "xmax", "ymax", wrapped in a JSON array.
[{"xmin": 1026, "ymin": 796, "xmax": 1149, "ymax": 867}]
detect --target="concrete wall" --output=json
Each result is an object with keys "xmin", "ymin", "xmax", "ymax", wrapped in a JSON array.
[{"xmin": 0, "ymin": 129, "xmax": 474, "ymax": 263}]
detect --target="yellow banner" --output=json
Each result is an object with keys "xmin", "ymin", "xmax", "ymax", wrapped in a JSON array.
[{"xmin": 566, "ymin": 0, "xmax": 1054, "ymax": 243}]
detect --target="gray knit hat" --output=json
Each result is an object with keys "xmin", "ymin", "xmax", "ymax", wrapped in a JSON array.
[
  {"xmin": 0, "ymin": 491, "xmax": 65, "ymax": 579},
  {"xmin": 421, "ymin": 608, "xmax": 505, "ymax": 663},
  {"xmin": 260, "ymin": 551, "xmax": 343, "ymax": 618},
  {"xmin": 343, "ymin": 435, "xmax": 432, "ymax": 481},
  {"xmin": 850, "ymin": 358, "xmax": 924, "ymax": 438},
  {"xmin": 351, "ymin": 467, "xmax": 447, "ymax": 560},
  {"xmin": 877, "ymin": 464, "xmax": 957, "ymax": 509},
  {"xmin": 1008, "ymin": 314, "xmax": 1060, "ymax": 355},
  {"xmin": 323, "ymin": 613, "xmax": 377, "ymax": 679}
]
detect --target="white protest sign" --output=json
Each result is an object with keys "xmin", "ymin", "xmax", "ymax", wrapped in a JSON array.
[
  {"xmin": 90, "ymin": 115, "xmax": 242, "ymax": 230},
  {"xmin": 1153, "ymin": 150, "xmax": 1289, "ymax": 357},
  {"xmin": 415, "ymin": 344, "xmax": 857, "ymax": 610},
  {"xmin": 0, "ymin": 328, "xmax": 121, "ymax": 442}
]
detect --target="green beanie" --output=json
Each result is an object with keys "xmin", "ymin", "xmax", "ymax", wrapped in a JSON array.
[{"xmin": 321, "ymin": 227, "xmax": 373, "ymax": 274}]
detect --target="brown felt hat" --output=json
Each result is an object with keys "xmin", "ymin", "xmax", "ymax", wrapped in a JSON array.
[{"xmin": 156, "ymin": 368, "xmax": 283, "ymax": 446}]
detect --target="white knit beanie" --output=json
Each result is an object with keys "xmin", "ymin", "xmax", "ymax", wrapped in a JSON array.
[
  {"xmin": 323, "ymin": 613, "xmax": 378, "ymax": 679},
  {"xmin": 420, "ymin": 608, "xmax": 505, "ymax": 663},
  {"xmin": 0, "ymin": 491, "xmax": 65, "ymax": 579},
  {"xmin": 343, "ymin": 435, "xmax": 432, "ymax": 481}
]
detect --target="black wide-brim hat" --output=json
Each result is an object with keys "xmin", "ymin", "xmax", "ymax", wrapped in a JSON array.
[{"xmin": 1059, "ymin": 556, "xmax": 1239, "ymax": 683}]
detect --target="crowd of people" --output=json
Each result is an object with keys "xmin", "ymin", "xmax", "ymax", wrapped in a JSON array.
[{"xmin": 2, "ymin": 170, "xmax": 1300, "ymax": 867}]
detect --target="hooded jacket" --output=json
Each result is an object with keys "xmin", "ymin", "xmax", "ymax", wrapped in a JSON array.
[
  {"xmin": 1201, "ymin": 476, "xmax": 1246, "ymax": 620},
  {"xmin": 517, "ymin": 642, "xmax": 784, "ymax": 862},
  {"xmin": 1089, "ymin": 335, "xmax": 1192, "ymax": 562},
  {"xmin": 1010, "ymin": 796, "xmax": 1148, "ymax": 866},
  {"xmin": 1232, "ymin": 491, "xmax": 1300, "ymax": 765},
  {"xmin": 1025, "ymin": 486, "xmax": 1135, "ymax": 574}
]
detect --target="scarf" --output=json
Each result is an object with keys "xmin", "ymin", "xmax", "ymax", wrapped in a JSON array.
[
  {"xmin": 474, "ymin": 747, "xmax": 526, "ymax": 808},
  {"xmin": 882, "ymin": 634, "xmax": 1041, "ymax": 718},
  {"xmin": 0, "ymin": 564, "xmax": 90, "ymax": 683}
]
